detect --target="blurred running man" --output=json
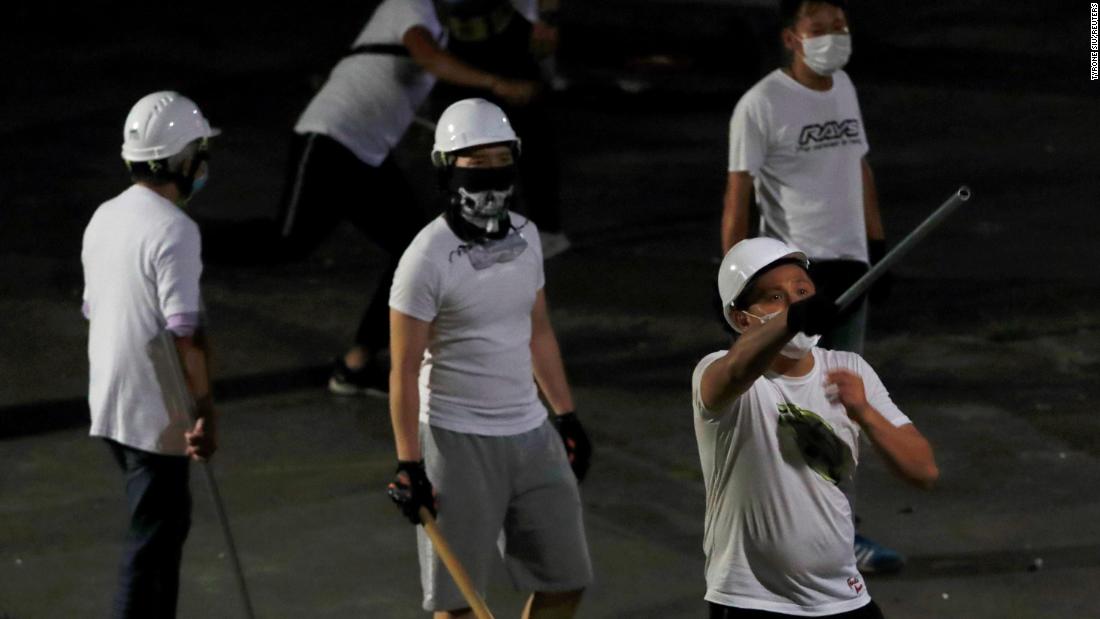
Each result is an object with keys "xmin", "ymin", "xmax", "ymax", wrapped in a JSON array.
[
  {"xmin": 273, "ymin": 0, "xmax": 539, "ymax": 396},
  {"xmin": 82, "ymin": 91, "xmax": 220, "ymax": 619},
  {"xmin": 692, "ymin": 238, "xmax": 938, "ymax": 618},
  {"xmin": 386, "ymin": 98, "xmax": 592, "ymax": 618}
]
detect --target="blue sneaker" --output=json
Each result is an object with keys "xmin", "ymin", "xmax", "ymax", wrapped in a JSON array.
[{"xmin": 854, "ymin": 534, "xmax": 905, "ymax": 574}]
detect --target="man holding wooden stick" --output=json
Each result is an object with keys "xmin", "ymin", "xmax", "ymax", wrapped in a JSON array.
[{"xmin": 386, "ymin": 98, "xmax": 592, "ymax": 619}]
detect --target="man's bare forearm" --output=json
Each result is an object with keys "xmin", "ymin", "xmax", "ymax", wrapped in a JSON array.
[
  {"xmin": 861, "ymin": 158, "xmax": 884, "ymax": 241},
  {"xmin": 390, "ymin": 368, "xmax": 422, "ymax": 461},
  {"xmin": 531, "ymin": 329, "xmax": 574, "ymax": 415},
  {"xmin": 175, "ymin": 331, "xmax": 215, "ymax": 420},
  {"xmin": 856, "ymin": 410, "xmax": 938, "ymax": 489},
  {"xmin": 721, "ymin": 172, "xmax": 754, "ymax": 253}
]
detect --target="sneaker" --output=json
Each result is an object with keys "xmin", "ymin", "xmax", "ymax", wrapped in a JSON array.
[
  {"xmin": 854, "ymin": 534, "xmax": 905, "ymax": 574},
  {"xmin": 328, "ymin": 357, "xmax": 388, "ymax": 398},
  {"xmin": 541, "ymin": 231, "xmax": 572, "ymax": 259}
]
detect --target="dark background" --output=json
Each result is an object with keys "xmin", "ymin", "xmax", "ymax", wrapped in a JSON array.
[{"xmin": 2, "ymin": 1, "xmax": 1099, "ymax": 617}]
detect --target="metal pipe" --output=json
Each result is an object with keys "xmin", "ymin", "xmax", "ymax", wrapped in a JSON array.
[{"xmin": 835, "ymin": 186, "xmax": 972, "ymax": 313}]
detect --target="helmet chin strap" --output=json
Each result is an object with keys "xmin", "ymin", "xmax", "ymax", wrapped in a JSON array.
[{"xmin": 172, "ymin": 151, "xmax": 208, "ymax": 204}]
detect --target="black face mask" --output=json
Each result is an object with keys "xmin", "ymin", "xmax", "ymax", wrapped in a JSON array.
[{"xmin": 444, "ymin": 165, "xmax": 516, "ymax": 240}]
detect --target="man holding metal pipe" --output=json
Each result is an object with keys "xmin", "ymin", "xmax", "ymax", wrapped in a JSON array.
[
  {"xmin": 82, "ymin": 91, "xmax": 219, "ymax": 619},
  {"xmin": 721, "ymin": 0, "xmax": 899, "ymax": 572},
  {"xmin": 386, "ymin": 98, "xmax": 592, "ymax": 618},
  {"xmin": 693, "ymin": 238, "xmax": 938, "ymax": 618}
]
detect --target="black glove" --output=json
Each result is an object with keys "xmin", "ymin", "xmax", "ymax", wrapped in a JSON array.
[
  {"xmin": 868, "ymin": 239, "xmax": 893, "ymax": 305},
  {"xmin": 550, "ymin": 412, "xmax": 592, "ymax": 482},
  {"xmin": 785, "ymin": 293, "xmax": 837, "ymax": 336},
  {"xmin": 387, "ymin": 460, "xmax": 436, "ymax": 525}
]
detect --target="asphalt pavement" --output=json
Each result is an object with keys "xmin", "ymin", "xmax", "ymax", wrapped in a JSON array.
[{"xmin": 2, "ymin": 2, "xmax": 1099, "ymax": 617}]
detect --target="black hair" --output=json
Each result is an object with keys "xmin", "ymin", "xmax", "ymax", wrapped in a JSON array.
[
  {"xmin": 126, "ymin": 159, "xmax": 176, "ymax": 186},
  {"xmin": 779, "ymin": 0, "xmax": 847, "ymax": 29},
  {"xmin": 125, "ymin": 140, "xmax": 207, "ymax": 195}
]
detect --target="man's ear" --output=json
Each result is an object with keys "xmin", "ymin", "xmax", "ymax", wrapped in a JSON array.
[
  {"xmin": 730, "ymin": 307, "xmax": 751, "ymax": 333},
  {"xmin": 781, "ymin": 27, "xmax": 802, "ymax": 57}
]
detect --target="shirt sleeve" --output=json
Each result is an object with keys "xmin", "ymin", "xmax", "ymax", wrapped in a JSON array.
[
  {"xmin": 693, "ymin": 352, "xmax": 738, "ymax": 422},
  {"xmin": 728, "ymin": 91, "xmax": 768, "ymax": 175},
  {"xmin": 510, "ymin": 0, "xmax": 538, "ymax": 22},
  {"xmin": 528, "ymin": 221, "xmax": 545, "ymax": 290},
  {"xmin": 842, "ymin": 72, "xmax": 870, "ymax": 157},
  {"xmin": 154, "ymin": 218, "xmax": 203, "ymax": 320},
  {"xmin": 395, "ymin": 0, "xmax": 444, "ymax": 40},
  {"xmin": 389, "ymin": 251, "xmax": 443, "ymax": 323},
  {"xmin": 857, "ymin": 355, "xmax": 910, "ymax": 427},
  {"xmin": 166, "ymin": 312, "xmax": 202, "ymax": 338}
]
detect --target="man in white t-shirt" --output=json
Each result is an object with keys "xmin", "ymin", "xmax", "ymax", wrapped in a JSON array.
[
  {"xmin": 722, "ymin": 0, "xmax": 887, "ymax": 356},
  {"xmin": 722, "ymin": 0, "xmax": 901, "ymax": 573},
  {"xmin": 432, "ymin": 0, "xmax": 574, "ymax": 258},
  {"xmin": 386, "ymin": 99, "xmax": 592, "ymax": 618},
  {"xmin": 266, "ymin": 0, "xmax": 542, "ymax": 397},
  {"xmin": 693, "ymin": 238, "xmax": 938, "ymax": 618},
  {"xmin": 82, "ymin": 91, "xmax": 220, "ymax": 619}
]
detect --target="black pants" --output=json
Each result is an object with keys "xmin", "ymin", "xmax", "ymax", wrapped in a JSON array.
[
  {"xmin": 433, "ymin": 12, "xmax": 563, "ymax": 233},
  {"xmin": 709, "ymin": 600, "xmax": 885, "ymax": 619},
  {"xmin": 274, "ymin": 132, "xmax": 427, "ymax": 352},
  {"xmin": 106, "ymin": 439, "xmax": 192, "ymax": 619}
]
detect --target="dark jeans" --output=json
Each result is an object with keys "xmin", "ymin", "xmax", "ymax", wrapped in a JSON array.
[
  {"xmin": 274, "ymin": 132, "xmax": 427, "ymax": 353},
  {"xmin": 106, "ymin": 439, "xmax": 192, "ymax": 619},
  {"xmin": 709, "ymin": 600, "xmax": 885, "ymax": 619},
  {"xmin": 433, "ymin": 12, "xmax": 563, "ymax": 233}
]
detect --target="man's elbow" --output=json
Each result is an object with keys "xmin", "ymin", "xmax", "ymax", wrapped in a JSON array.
[{"xmin": 909, "ymin": 461, "xmax": 939, "ymax": 490}]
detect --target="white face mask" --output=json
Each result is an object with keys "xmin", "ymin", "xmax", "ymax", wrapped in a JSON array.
[
  {"xmin": 800, "ymin": 33, "xmax": 851, "ymax": 76},
  {"xmin": 741, "ymin": 309, "xmax": 821, "ymax": 359}
]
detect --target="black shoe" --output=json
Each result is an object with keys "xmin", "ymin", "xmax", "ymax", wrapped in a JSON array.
[{"xmin": 328, "ymin": 357, "xmax": 388, "ymax": 398}]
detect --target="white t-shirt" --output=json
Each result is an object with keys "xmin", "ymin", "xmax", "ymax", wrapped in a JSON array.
[
  {"xmin": 728, "ymin": 69, "xmax": 870, "ymax": 263},
  {"xmin": 692, "ymin": 347, "xmax": 910, "ymax": 616},
  {"xmin": 389, "ymin": 213, "xmax": 548, "ymax": 436},
  {"xmin": 295, "ymin": 0, "xmax": 445, "ymax": 167},
  {"xmin": 82, "ymin": 185, "xmax": 204, "ymax": 456}
]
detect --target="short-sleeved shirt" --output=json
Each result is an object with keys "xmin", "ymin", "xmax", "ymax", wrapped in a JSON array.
[
  {"xmin": 692, "ymin": 347, "xmax": 910, "ymax": 616},
  {"xmin": 82, "ymin": 185, "xmax": 204, "ymax": 455},
  {"xmin": 389, "ymin": 213, "xmax": 547, "ymax": 436},
  {"xmin": 728, "ymin": 69, "xmax": 870, "ymax": 263},
  {"xmin": 295, "ymin": 0, "xmax": 445, "ymax": 166}
]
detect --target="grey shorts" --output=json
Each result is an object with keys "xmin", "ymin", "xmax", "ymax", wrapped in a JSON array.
[{"xmin": 418, "ymin": 420, "xmax": 594, "ymax": 612}]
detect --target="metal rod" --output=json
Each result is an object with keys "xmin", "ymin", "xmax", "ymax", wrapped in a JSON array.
[
  {"xmin": 148, "ymin": 331, "xmax": 257, "ymax": 618},
  {"xmin": 835, "ymin": 185, "xmax": 972, "ymax": 313},
  {"xmin": 201, "ymin": 463, "xmax": 257, "ymax": 619}
]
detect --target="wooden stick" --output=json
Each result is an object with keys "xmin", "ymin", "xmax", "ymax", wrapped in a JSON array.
[{"xmin": 419, "ymin": 507, "xmax": 495, "ymax": 619}]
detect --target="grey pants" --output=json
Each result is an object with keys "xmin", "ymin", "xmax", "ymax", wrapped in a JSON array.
[{"xmin": 418, "ymin": 421, "xmax": 593, "ymax": 611}]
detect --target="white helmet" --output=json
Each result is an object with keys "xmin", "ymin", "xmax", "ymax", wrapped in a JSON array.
[
  {"xmin": 121, "ymin": 91, "xmax": 220, "ymax": 162},
  {"xmin": 431, "ymin": 98, "xmax": 520, "ymax": 167},
  {"xmin": 717, "ymin": 238, "xmax": 809, "ymax": 328}
]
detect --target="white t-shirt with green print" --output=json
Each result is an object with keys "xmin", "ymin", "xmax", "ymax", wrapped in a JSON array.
[{"xmin": 692, "ymin": 347, "xmax": 909, "ymax": 616}]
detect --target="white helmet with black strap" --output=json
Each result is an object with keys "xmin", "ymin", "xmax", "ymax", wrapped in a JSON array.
[
  {"xmin": 717, "ymin": 237, "xmax": 810, "ymax": 330},
  {"xmin": 121, "ymin": 91, "xmax": 219, "ymax": 199},
  {"xmin": 431, "ymin": 98, "xmax": 522, "ymax": 240}
]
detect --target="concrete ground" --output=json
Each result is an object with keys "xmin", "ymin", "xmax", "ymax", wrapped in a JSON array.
[{"xmin": 3, "ymin": 2, "xmax": 1099, "ymax": 617}]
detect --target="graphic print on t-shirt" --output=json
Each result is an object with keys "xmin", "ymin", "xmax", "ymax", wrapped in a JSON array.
[
  {"xmin": 776, "ymin": 402, "xmax": 854, "ymax": 484},
  {"xmin": 797, "ymin": 118, "xmax": 863, "ymax": 153}
]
